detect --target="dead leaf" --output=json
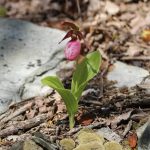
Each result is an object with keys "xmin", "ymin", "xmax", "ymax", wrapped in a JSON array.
[
  {"xmin": 130, "ymin": 13, "xmax": 150, "ymax": 35},
  {"xmin": 39, "ymin": 106, "xmax": 48, "ymax": 113},
  {"xmin": 35, "ymin": 98, "xmax": 44, "ymax": 108},
  {"xmin": 26, "ymin": 110, "xmax": 37, "ymax": 119},
  {"xmin": 105, "ymin": 1, "xmax": 120, "ymax": 15},
  {"xmin": 76, "ymin": 112, "xmax": 94, "ymax": 126},
  {"xmin": 130, "ymin": 15, "xmax": 144, "ymax": 34},
  {"xmin": 128, "ymin": 132, "xmax": 137, "ymax": 149},
  {"xmin": 0, "ymin": 138, "xmax": 12, "ymax": 146},
  {"xmin": 141, "ymin": 30, "xmax": 150, "ymax": 42},
  {"xmin": 126, "ymin": 44, "xmax": 142, "ymax": 57},
  {"xmin": 87, "ymin": 0, "xmax": 101, "ymax": 13},
  {"xmin": 109, "ymin": 111, "xmax": 133, "ymax": 128}
]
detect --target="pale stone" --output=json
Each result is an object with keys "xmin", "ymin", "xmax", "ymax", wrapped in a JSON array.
[
  {"xmin": 107, "ymin": 61, "xmax": 149, "ymax": 87},
  {"xmin": 0, "ymin": 18, "xmax": 67, "ymax": 114}
]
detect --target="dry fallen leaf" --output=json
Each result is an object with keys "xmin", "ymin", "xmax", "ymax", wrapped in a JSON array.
[
  {"xmin": 39, "ymin": 106, "xmax": 48, "ymax": 113},
  {"xmin": 126, "ymin": 44, "xmax": 142, "ymax": 57},
  {"xmin": 109, "ymin": 111, "xmax": 133, "ymax": 128},
  {"xmin": 35, "ymin": 98, "xmax": 44, "ymax": 107},
  {"xmin": 141, "ymin": 30, "xmax": 150, "ymax": 42},
  {"xmin": 105, "ymin": 1, "xmax": 120, "ymax": 15},
  {"xmin": 76, "ymin": 112, "xmax": 94, "ymax": 126},
  {"xmin": 128, "ymin": 132, "xmax": 137, "ymax": 149},
  {"xmin": 26, "ymin": 109, "xmax": 37, "ymax": 119}
]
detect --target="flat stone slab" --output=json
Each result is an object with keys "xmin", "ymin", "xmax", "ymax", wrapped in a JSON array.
[
  {"xmin": 0, "ymin": 18, "xmax": 66, "ymax": 114},
  {"xmin": 107, "ymin": 61, "xmax": 149, "ymax": 87}
]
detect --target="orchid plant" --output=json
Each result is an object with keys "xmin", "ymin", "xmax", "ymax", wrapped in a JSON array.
[{"xmin": 41, "ymin": 22, "xmax": 101, "ymax": 129}]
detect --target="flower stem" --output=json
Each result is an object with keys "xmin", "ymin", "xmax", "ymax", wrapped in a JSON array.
[{"xmin": 69, "ymin": 114, "xmax": 75, "ymax": 129}]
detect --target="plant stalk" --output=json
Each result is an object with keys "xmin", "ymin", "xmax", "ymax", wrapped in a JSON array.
[{"xmin": 69, "ymin": 114, "xmax": 75, "ymax": 129}]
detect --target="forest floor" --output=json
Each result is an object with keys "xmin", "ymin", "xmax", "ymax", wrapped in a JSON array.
[{"xmin": 0, "ymin": 0, "xmax": 150, "ymax": 149}]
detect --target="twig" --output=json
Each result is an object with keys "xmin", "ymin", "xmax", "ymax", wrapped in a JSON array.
[
  {"xmin": 80, "ymin": 99, "xmax": 102, "ymax": 106},
  {"xmin": 32, "ymin": 136, "xmax": 57, "ymax": 150},
  {"xmin": 67, "ymin": 121, "xmax": 105, "ymax": 135},
  {"xmin": 0, "ymin": 102, "xmax": 33, "ymax": 124},
  {"xmin": 123, "ymin": 120, "xmax": 132, "ymax": 137},
  {"xmin": 9, "ymin": 97, "xmax": 36, "ymax": 108},
  {"xmin": 76, "ymin": 0, "xmax": 81, "ymax": 18},
  {"xmin": 0, "ymin": 114, "xmax": 53, "ymax": 138},
  {"xmin": 0, "ymin": 111, "xmax": 11, "ymax": 121},
  {"xmin": 131, "ymin": 113, "xmax": 149, "ymax": 121},
  {"xmin": 121, "ymin": 56, "xmax": 150, "ymax": 61}
]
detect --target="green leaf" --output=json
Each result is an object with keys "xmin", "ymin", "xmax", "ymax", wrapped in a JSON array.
[
  {"xmin": 0, "ymin": 7, "xmax": 7, "ymax": 17},
  {"xmin": 71, "ymin": 51, "xmax": 101, "ymax": 100},
  {"xmin": 41, "ymin": 76, "xmax": 78, "ymax": 118}
]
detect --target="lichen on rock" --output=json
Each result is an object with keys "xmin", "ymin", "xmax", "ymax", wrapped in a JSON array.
[
  {"xmin": 73, "ymin": 141, "xmax": 105, "ymax": 150},
  {"xmin": 104, "ymin": 141, "xmax": 122, "ymax": 150},
  {"xmin": 77, "ymin": 129, "xmax": 104, "ymax": 145},
  {"xmin": 60, "ymin": 138, "xmax": 75, "ymax": 150}
]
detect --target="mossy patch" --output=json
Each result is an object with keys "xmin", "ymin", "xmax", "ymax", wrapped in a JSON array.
[
  {"xmin": 104, "ymin": 141, "xmax": 122, "ymax": 150},
  {"xmin": 60, "ymin": 138, "xmax": 76, "ymax": 150},
  {"xmin": 73, "ymin": 141, "xmax": 105, "ymax": 150},
  {"xmin": 77, "ymin": 131, "xmax": 104, "ymax": 144}
]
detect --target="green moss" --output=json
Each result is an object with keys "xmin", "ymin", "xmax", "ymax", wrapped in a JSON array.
[
  {"xmin": 60, "ymin": 138, "xmax": 75, "ymax": 150},
  {"xmin": 104, "ymin": 141, "xmax": 122, "ymax": 150}
]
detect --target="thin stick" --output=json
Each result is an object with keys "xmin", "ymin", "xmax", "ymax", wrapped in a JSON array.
[
  {"xmin": 0, "ymin": 114, "xmax": 53, "ymax": 138},
  {"xmin": 0, "ymin": 102, "xmax": 33, "ymax": 124},
  {"xmin": 67, "ymin": 121, "xmax": 105, "ymax": 135},
  {"xmin": 76, "ymin": 0, "xmax": 81, "ymax": 18},
  {"xmin": 121, "ymin": 56, "xmax": 150, "ymax": 61},
  {"xmin": 123, "ymin": 120, "xmax": 132, "ymax": 137}
]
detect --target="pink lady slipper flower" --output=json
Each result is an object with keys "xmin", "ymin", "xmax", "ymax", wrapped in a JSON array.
[{"xmin": 64, "ymin": 40, "xmax": 81, "ymax": 61}]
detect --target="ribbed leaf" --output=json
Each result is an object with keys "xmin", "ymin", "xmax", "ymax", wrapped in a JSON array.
[
  {"xmin": 71, "ymin": 51, "xmax": 101, "ymax": 101},
  {"xmin": 41, "ymin": 76, "xmax": 78, "ymax": 116}
]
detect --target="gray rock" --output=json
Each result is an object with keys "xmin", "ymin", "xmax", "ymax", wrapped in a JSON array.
[
  {"xmin": 136, "ymin": 121, "xmax": 149, "ymax": 138},
  {"xmin": 0, "ymin": 18, "xmax": 67, "ymax": 114},
  {"xmin": 10, "ymin": 141, "xmax": 24, "ymax": 150},
  {"xmin": 107, "ymin": 61, "xmax": 149, "ymax": 87},
  {"xmin": 137, "ymin": 121, "xmax": 150, "ymax": 150}
]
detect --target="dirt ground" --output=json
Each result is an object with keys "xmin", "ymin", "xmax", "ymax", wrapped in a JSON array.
[{"xmin": 0, "ymin": 0, "xmax": 150, "ymax": 149}]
